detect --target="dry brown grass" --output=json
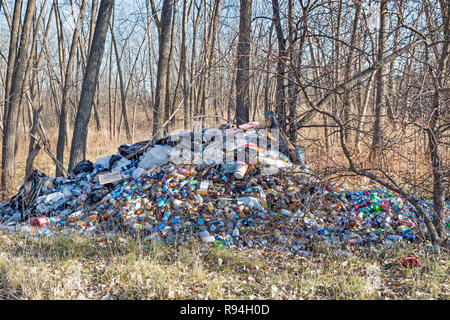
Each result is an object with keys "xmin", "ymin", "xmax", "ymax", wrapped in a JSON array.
[{"xmin": 0, "ymin": 232, "xmax": 448, "ymax": 299}]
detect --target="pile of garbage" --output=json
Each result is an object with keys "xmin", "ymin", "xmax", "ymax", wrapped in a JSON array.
[{"xmin": 0, "ymin": 122, "xmax": 448, "ymax": 253}]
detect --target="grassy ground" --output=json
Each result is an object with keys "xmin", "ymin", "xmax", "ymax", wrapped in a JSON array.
[{"xmin": 0, "ymin": 231, "xmax": 447, "ymax": 300}]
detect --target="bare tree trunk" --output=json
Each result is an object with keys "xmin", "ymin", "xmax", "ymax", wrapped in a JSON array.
[
  {"xmin": 25, "ymin": 105, "xmax": 43, "ymax": 179},
  {"xmin": 369, "ymin": 0, "xmax": 387, "ymax": 164},
  {"xmin": 287, "ymin": 0, "xmax": 297, "ymax": 142},
  {"xmin": 271, "ymin": 0, "xmax": 287, "ymax": 129},
  {"xmin": 235, "ymin": 0, "xmax": 252, "ymax": 125},
  {"xmin": 386, "ymin": 2, "xmax": 403, "ymax": 127},
  {"xmin": 180, "ymin": 0, "xmax": 192, "ymax": 130},
  {"xmin": 189, "ymin": 0, "xmax": 202, "ymax": 124},
  {"xmin": 200, "ymin": 0, "xmax": 221, "ymax": 126},
  {"xmin": 228, "ymin": 68, "xmax": 236, "ymax": 123},
  {"xmin": 68, "ymin": 0, "xmax": 114, "ymax": 171},
  {"xmin": 113, "ymin": 71, "xmax": 118, "ymax": 138},
  {"xmin": 263, "ymin": 21, "xmax": 274, "ymax": 123},
  {"xmin": 2, "ymin": 0, "xmax": 22, "ymax": 122},
  {"xmin": 110, "ymin": 26, "xmax": 132, "ymax": 141},
  {"xmin": 54, "ymin": 1, "xmax": 66, "ymax": 82},
  {"xmin": 24, "ymin": 0, "xmax": 51, "ymax": 173},
  {"xmin": 92, "ymin": 87, "xmax": 102, "ymax": 131},
  {"xmin": 153, "ymin": 0, "xmax": 173, "ymax": 139},
  {"xmin": 354, "ymin": 72, "xmax": 375, "ymax": 153},
  {"xmin": 172, "ymin": 1, "xmax": 185, "ymax": 128},
  {"xmin": 342, "ymin": 0, "xmax": 361, "ymax": 145},
  {"xmin": 1, "ymin": 0, "xmax": 36, "ymax": 198},
  {"xmin": 88, "ymin": 0, "xmax": 98, "ymax": 55},
  {"xmin": 56, "ymin": 0, "xmax": 87, "ymax": 176},
  {"xmin": 165, "ymin": 2, "xmax": 177, "ymax": 130},
  {"xmin": 429, "ymin": 0, "xmax": 449, "ymax": 240},
  {"xmin": 108, "ymin": 26, "xmax": 113, "ymax": 139}
]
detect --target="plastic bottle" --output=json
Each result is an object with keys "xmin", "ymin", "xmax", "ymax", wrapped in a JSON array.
[
  {"xmin": 197, "ymin": 180, "xmax": 210, "ymax": 195},
  {"xmin": 386, "ymin": 234, "xmax": 403, "ymax": 242}
]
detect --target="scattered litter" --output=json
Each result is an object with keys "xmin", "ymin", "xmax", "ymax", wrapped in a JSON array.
[
  {"xmin": 73, "ymin": 160, "xmax": 94, "ymax": 175},
  {"xmin": 98, "ymin": 171, "xmax": 123, "ymax": 186},
  {"xmin": 402, "ymin": 255, "xmax": 421, "ymax": 268}
]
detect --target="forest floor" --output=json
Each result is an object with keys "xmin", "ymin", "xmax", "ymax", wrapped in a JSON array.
[{"xmin": 0, "ymin": 231, "xmax": 448, "ymax": 299}]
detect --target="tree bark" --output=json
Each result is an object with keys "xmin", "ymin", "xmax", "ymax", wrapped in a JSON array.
[
  {"xmin": 165, "ymin": 2, "xmax": 177, "ymax": 129},
  {"xmin": 68, "ymin": 0, "xmax": 114, "ymax": 171},
  {"xmin": 235, "ymin": 0, "xmax": 252, "ymax": 125},
  {"xmin": 1, "ymin": 0, "xmax": 36, "ymax": 198},
  {"xmin": 153, "ymin": 0, "xmax": 173, "ymax": 139},
  {"xmin": 2, "ymin": 0, "xmax": 22, "ymax": 122},
  {"xmin": 110, "ymin": 25, "xmax": 132, "ymax": 141},
  {"xmin": 271, "ymin": 0, "xmax": 287, "ymax": 129},
  {"xmin": 180, "ymin": 0, "xmax": 191, "ymax": 130},
  {"xmin": 342, "ymin": 0, "xmax": 361, "ymax": 145},
  {"xmin": 200, "ymin": 0, "xmax": 221, "ymax": 126},
  {"xmin": 56, "ymin": 0, "xmax": 87, "ymax": 176},
  {"xmin": 369, "ymin": 0, "xmax": 387, "ymax": 164},
  {"xmin": 429, "ymin": 0, "xmax": 449, "ymax": 240},
  {"xmin": 88, "ymin": 0, "xmax": 98, "ymax": 55}
]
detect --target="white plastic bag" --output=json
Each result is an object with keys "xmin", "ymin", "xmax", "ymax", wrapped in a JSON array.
[
  {"xmin": 95, "ymin": 156, "xmax": 111, "ymax": 170},
  {"xmin": 138, "ymin": 145, "xmax": 173, "ymax": 169}
]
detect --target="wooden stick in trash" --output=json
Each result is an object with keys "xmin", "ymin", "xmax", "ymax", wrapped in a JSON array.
[{"xmin": 30, "ymin": 133, "xmax": 68, "ymax": 176}]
